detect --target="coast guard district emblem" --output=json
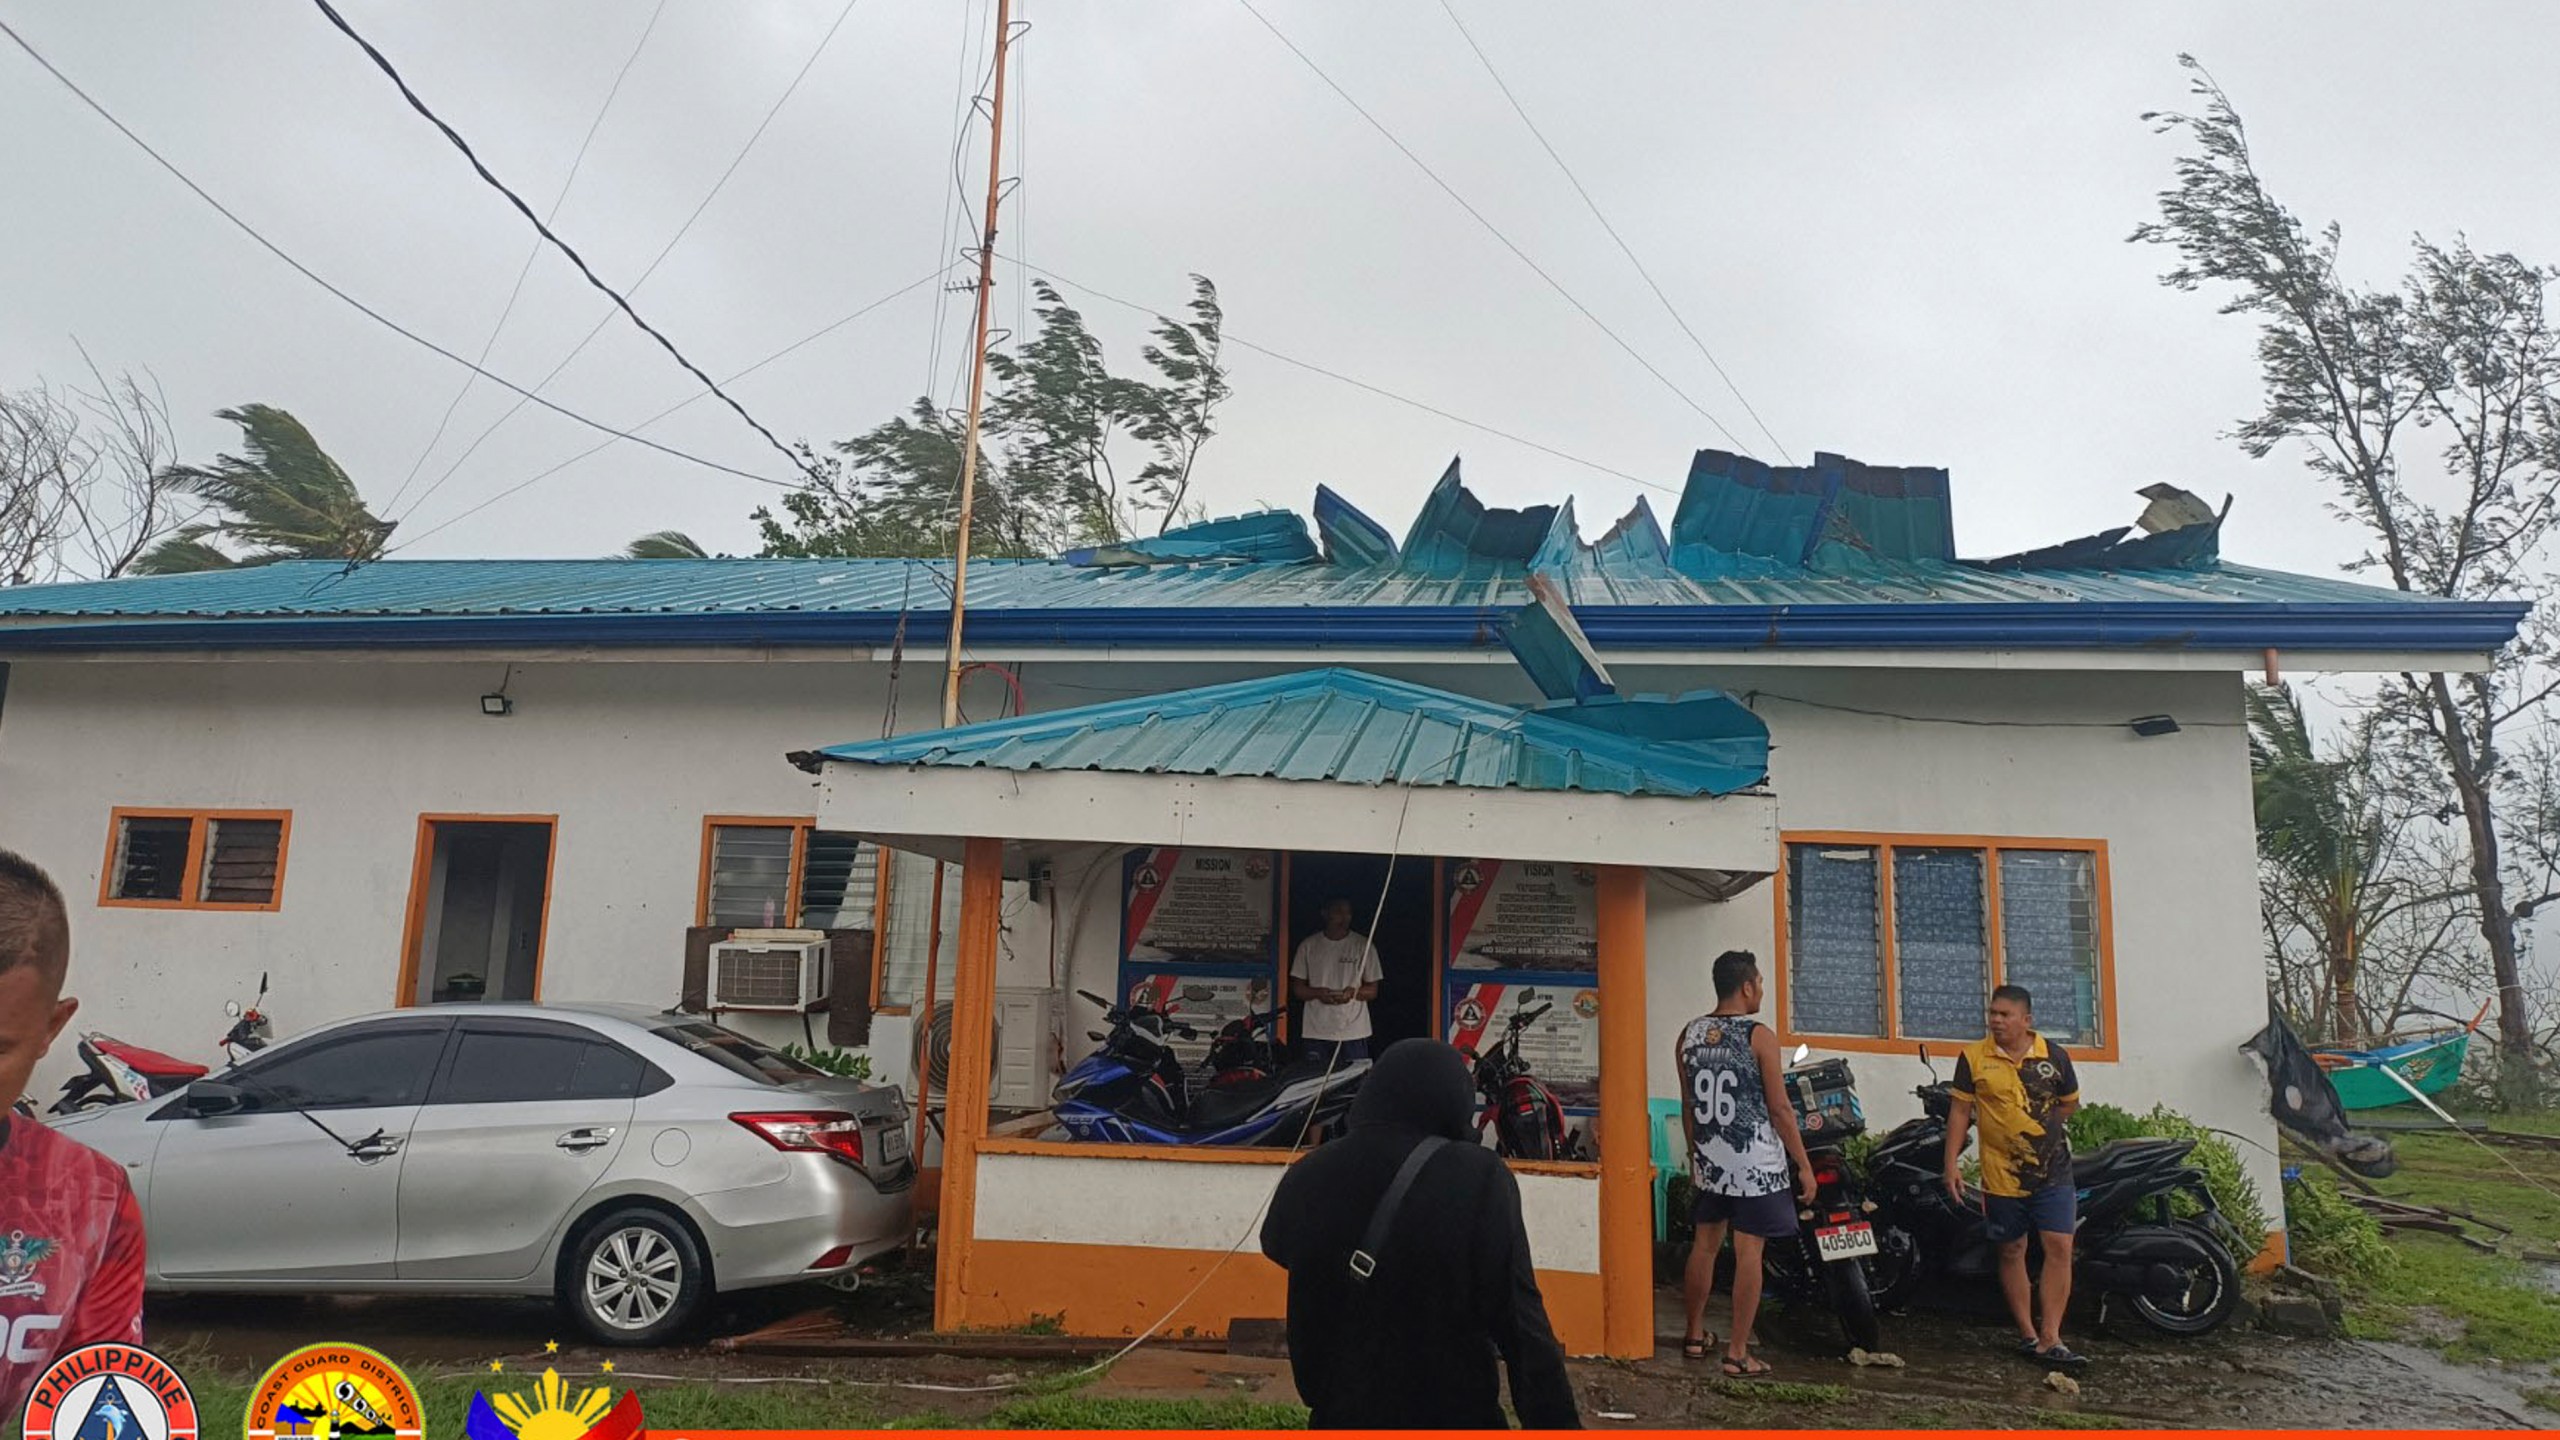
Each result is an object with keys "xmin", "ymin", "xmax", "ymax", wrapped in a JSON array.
[
  {"xmin": 19, "ymin": 1343, "xmax": 200, "ymax": 1440},
  {"xmin": 244, "ymin": 1342, "xmax": 423, "ymax": 1438}
]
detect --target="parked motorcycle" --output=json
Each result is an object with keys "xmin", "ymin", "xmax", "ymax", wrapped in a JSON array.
[
  {"xmin": 1863, "ymin": 1051, "xmax": 2244, "ymax": 1335},
  {"xmin": 1052, "ymin": 990, "xmax": 1367, "ymax": 1145},
  {"xmin": 1461, "ymin": 999, "xmax": 1580, "ymax": 1160},
  {"xmin": 1758, "ymin": 1048, "xmax": 1902, "ymax": 1352},
  {"xmin": 46, "ymin": 972, "xmax": 273, "ymax": 1115}
]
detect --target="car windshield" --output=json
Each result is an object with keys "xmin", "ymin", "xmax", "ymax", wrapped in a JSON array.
[{"xmin": 652, "ymin": 1019, "xmax": 822, "ymax": 1085}]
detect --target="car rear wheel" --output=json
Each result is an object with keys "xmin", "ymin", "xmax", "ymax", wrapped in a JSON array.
[{"xmin": 564, "ymin": 1207, "xmax": 707, "ymax": 1347}]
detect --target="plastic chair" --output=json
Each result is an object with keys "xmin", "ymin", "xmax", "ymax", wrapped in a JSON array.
[{"xmin": 1648, "ymin": 1097, "xmax": 1685, "ymax": 1241}]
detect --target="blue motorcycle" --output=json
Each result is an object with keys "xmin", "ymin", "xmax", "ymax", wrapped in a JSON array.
[{"xmin": 1053, "ymin": 989, "xmax": 1369, "ymax": 1146}]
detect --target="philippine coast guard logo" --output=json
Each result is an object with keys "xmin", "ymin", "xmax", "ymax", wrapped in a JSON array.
[
  {"xmin": 0, "ymin": 1229, "xmax": 57, "ymax": 1299},
  {"xmin": 2032, "ymin": 1059, "xmax": 2060, "ymax": 1082},
  {"xmin": 1453, "ymin": 862, "xmax": 1484, "ymax": 893},
  {"xmin": 1131, "ymin": 863, "xmax": 1163, "ymax": 892},
  {"xmin": 19, "ymin": 1343, "xmax": 201, "ymax": 1440}
]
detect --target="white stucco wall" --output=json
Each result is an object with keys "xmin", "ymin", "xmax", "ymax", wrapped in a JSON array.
[{"xmin": 0, "ymin": 651, "xmax": 2276, "ymax": 1222}]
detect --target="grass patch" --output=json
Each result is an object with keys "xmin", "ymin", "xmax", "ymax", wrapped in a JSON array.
[
  {"xmin": 1710, "ymin": 1378, "xmax": 1847, "ymax": 1405},
  {"xmin": 989, "ymin": 1395, "xmax": 1309, "ymax": 1429},
  {"xmin": 2327, "ymin": 1122, "xmax": 2560, "ymax": 1363},
  {"xmin": 2523, "ymin": 1387, "xmax": 2560, "ymax": 1416},
  {"xmin": 2032, "ymin": 1411, "xmax": 2135, "ymax": 1429}
]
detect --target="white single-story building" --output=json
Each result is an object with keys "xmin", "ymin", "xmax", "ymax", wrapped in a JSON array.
[{"xmin": 0, "ymin": 451, "xmax": 2523, "ymax": 1355}]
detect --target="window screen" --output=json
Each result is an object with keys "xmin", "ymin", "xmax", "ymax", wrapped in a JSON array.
[
  {"xmin": 200, "ymin": 817, "xmax": 284, "ymax": 905},
  {"xmin": 1893, "ymin": 848, "xmax": 1989, "ymax": 1041},
  {"xmin": 2000, "ymin": 849, "xmax": 2105, "ymax": 1047},
  {"xmin": 112, "ymin": 816, "xmax": 192, "ymax": 901},
  {"xmin": 798, "ymin": 830, "xmax": 876, "ymax": 930},
  {"xmin": 707, "ymin": 825, "xmax": 797, "ymax": 927},
  {"xmin": 1787, "ymin": 845, "xmax": 1885, "ymax": 1038}
]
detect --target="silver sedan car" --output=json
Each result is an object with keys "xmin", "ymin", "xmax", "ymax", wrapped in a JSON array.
[{"xmin": 54, "ymin": 1002, "xmax": 915, "ymax": 1344}]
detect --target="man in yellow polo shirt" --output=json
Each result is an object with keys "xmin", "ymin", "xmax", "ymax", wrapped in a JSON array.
[{"xmin": 1944, "ymin": 984, "xmax": 2085, "ymax": 1368}]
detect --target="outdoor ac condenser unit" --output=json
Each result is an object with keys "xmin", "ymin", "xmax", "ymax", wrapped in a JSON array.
[
  {"xmin": 708, "ymin": 931, "xmax": 830, "ymax": 1011},
  {"xmin": 990, "ymin": 987, "xmax": 1058, "ymax": 1110}
]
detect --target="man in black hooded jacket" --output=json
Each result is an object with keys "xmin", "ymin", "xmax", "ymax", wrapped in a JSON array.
[{"xmin": 1260, "ymin": 1039, "xmax": 1582, "ymax": 1430}]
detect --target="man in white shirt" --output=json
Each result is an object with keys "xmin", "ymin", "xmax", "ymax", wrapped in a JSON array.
[{"xmin": 1291, "ymin": 898, "xmax": 1383, "ymax": 1065}]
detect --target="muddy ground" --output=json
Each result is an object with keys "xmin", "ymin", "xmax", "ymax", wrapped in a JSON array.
[{"xmin": 145, "ymin": 1278, "xmax": 2554, "ymax": 1430}]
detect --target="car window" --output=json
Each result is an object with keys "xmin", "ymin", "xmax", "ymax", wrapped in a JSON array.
[
  {"xmin": 235, "ymin": 1027, "xmax": 446, "ymax": 1111},
  {"xmin": 651, "ymin": 1020, "xmax": 820, "ymax": 1086},
  {"xmin": 568, "ymin": 1042, "xmax": 655, "ymax": 1099},
  {"xmin": 436, "ymin": 1031, "xmax": 592, "ymax": 1105}
]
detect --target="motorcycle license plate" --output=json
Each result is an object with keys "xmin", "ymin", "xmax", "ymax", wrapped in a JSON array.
[
  {"xmin": 1814, "ymin": 1222, "xmax": 1878, "ymax": 1259},
  {"xmin": 878, "ymin": 1125, "xmax": 911, "ymax": 1164}
]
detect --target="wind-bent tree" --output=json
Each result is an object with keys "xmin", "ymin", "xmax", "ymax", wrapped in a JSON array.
[
  {"xmin": 623, "ymin": 530, "xmax": 708, "ymax": 559},
  {"xmin": 135, "ymin": 405, "xmax": 393, "ymax": 572},
  {"xmin": 1, "ymin": 360, "xmax": 188, "ymax": 584},
  {"xmin": 756, "ymin": 276, "xmax": 1232, "ymax": 559},
  {"xmin": 2138, "ymin": 57, "xmax": 2560, "ymax": 1100}
]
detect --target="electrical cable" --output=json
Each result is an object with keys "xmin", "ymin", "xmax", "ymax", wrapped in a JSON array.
[
  {"xmin": 996, "ymin": 254, "xmax": 1675, "ymax": 497},
  {"xmin": 0, "ymin": 16, "xmax": 792, "ymax": 492},
  {"xmin": 1232, "ymin": 0, "xmax": 1755, "ymax": 456},
  {"xmin": 1741, "ymin": 689, "xmax": 2244, "ymax": 730},
  {"xmin": 395, "ymin": 0, "xmax": 867, "ymax": 527},
  {"xmin": 383, "ymin": 264, "xmax": 954, "ymax": 554},
  {"xmin": 381, "ymin": 0, "xmax": 671, "ymax": 518},
  {"xmin": 1435, "ymin": 0, "xmax": 1794, "ymax": 465},
  {"xmin": 306, "ymin": 0, "xmax": 815, "ymax": 482}
]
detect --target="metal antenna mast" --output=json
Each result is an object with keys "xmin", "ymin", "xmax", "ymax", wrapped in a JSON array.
[{"xmin": 941, "ymin": 0, "xmax": 1016, "ymax": 728}]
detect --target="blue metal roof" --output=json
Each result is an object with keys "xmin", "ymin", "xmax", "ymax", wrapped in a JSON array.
[
  {"xmin": 802, "ymin": 668, "xmax": 1771, "ymax": 798},
  {"xmin": 0, "ymin": 552, "xmax": 2519, "ymax": 656}
]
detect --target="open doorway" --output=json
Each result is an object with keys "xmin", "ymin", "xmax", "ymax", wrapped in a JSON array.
[
  {"xmin": 400, "ymin": 817, "xmax": 555, "ymax": 1006},
  {"xmin": 1287, "ymin": 852, "xmax": 1437, "ymax": 1050}
]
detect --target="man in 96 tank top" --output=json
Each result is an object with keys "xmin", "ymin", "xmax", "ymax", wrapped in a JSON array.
[{"xmin": 1674, "ymin": 950, "xmax": 1814, "ymax": 1379}]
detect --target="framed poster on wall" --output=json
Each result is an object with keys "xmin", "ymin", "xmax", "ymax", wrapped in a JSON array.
[
  {"xmin": 1118, "ymin": 847, "xmax": 1282, "ymax": 1066},
  {"xmin": 1446, "ymin": 858, "xmax": 1598, "ymax": 973},
  {"xmin": 1446, "ymin": 977, "xmax": 1602, "ymax": 1110}
]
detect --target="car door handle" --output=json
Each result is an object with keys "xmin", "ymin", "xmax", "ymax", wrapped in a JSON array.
[
  {"xmin": 556, "ymin": 1127, "xmax": 617, "ymax": 1153},
  {"xmin": 348, "ymin": 1137, "xmax": 404, "ymax": 1163}
]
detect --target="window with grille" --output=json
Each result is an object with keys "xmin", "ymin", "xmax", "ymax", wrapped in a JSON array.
[
  {"xmin": 699, "ymin": 820, "xmax": 948, "ymax": 1011},
  {"xmin": 102, "ymin": 810, "xmax": 290, "ymax": 909},
  {"xmin": 1782, "ymin": 835, "xmax": 2109, "ymax": 1051}
]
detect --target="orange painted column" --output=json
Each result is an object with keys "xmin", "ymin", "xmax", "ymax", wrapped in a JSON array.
[
  {"xmin": 1594, "ymin": 864, "xmax": 1653, "ymax": 1359},
  {"xmin": 932, "ymin": 837, "xmax": 1005, "ymax": 1332}
]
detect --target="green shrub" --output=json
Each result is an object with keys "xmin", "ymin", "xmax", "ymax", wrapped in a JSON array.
[
  {"xmin": 781, "ymin": 1043, "xmax": 874, "ymax": 1080},
  {"xmin": 2282, "ymin": 1168, "xmax": 2397, "ymax": 1280}
]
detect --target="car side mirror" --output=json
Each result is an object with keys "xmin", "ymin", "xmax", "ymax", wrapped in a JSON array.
[{"xmin": 184, "ymin": 1081, "xmax": 249, "ymax": 1117}]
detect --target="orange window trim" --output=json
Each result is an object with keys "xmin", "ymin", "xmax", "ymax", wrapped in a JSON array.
[
  {"xmin": 98, "ymin": 807, "xmax": 293, "ymax": 913},
  {"xmin": 1772, "ymin": 831, "xmax": 2119, "ymax": 1063},
  {"xmin": 695, "ymin": 814, "xmax": 816, "ymax": 927},
  {"xmin": 392, "ymin": 813, "xmax": 560, "ymax": 1010}
]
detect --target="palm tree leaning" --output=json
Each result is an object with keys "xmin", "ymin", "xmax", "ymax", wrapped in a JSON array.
[
  {"xmin": 2247, "ymin": 684, "xmax": 2385, "ymax": 1042},
  {"xmin": 133, "ymin": 405, "xmax": 393, "ymax": 572},
  {"xmin": 621, "ymin": 530, "xmax": 708, "ymax": 559}
]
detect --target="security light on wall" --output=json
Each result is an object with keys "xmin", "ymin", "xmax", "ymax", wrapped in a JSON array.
[
  {"xmin": 480, "ymin": 693, "xmax": 513, "ymax": 717},
  {"xmin": 2127, "ymin": 714, "xmax": 2180, "ymax": 737}
]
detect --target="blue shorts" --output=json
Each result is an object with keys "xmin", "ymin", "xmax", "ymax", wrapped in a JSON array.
[
  {"xmin": 1692, "ymin": 1188, "xmax": 1800, "ymax": 1239},
  {"xmin": 1299, "ymin": 1037, "xmax": 1370, "ymax": 1065},
  {"xmin": 1985, "ymin": 1182, "xmax": 2077, "ymax": 1242}
]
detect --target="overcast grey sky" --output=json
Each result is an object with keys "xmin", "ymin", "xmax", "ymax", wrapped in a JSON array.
[{"xmin": 5, "ymin": 2, "xmax": 2557, "ymax": 571}]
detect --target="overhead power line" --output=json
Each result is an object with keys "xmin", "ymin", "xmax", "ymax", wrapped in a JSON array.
[
  {"xmin": 1231, "ymin": 0, "xmax": 1755, "ymax": 458},
  {"xmin": 1435, "ymin": 0, "xmax": 1795, "ymax": 466},
  {"xmin": 392, "ymin": 0, "xmax": 864, "ymax": 527},
  {"xmin": 384, "ymin": 0, "xmax": 672, "ymax": 517},
  {"xmin": 0, "ymin": 15, "xmax": 792, "ymax": 491},
  {"xmin": 308, "ymin": 0, "xmax": 813, "ymax": 481},
  {"xmin": 388, "ymin": 264, "xmax": 957, "ymax": 554},
  {"xmin": 1004, "ymin": 255, "xmax": 1674, "ymax": 498}
]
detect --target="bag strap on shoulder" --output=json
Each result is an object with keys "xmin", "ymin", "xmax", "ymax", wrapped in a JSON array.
[{"xmin": 1349, "ymin": 1135, "xmax": 1451, "ymax": 1282}]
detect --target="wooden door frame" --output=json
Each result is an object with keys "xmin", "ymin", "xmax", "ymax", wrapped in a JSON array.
[{"xmin": 393, "ymin": 813, "xmax": 561, "ymax": 1008}]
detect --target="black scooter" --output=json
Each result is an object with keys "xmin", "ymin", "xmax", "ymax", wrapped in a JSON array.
[
  {"xmin": 1051, "ymin": 991, "xmax": 1367, "ymax": 1146},
  {"xmin": 1758, "ymin": 1049, "xmax": 1905, "ymax": 1353},
  {"xmin": 1864, "ymin": 1053, "xmax": 2244, "ymax": 1335}
]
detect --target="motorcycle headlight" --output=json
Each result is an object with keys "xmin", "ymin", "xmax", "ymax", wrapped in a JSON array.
[{"xmin": 1052, "ymin": 1074, "xmax": 1089, "ymax": 1102}]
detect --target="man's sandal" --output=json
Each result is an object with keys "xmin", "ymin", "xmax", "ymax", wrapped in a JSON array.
[
  {"xmin": 1721, "ymin": 1354, "xmax": 1775, "ymax": 1379},
  {"xmin": 1680, "ymin": 1333, "xmax": 1716, "ymax": 1360}
]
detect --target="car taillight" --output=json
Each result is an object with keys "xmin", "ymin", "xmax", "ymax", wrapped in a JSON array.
[{"xmin": 732, "ymin": 1111, "xmax": 866, "ymax": 1165}]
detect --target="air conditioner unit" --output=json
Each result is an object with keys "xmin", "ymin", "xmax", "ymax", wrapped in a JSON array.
[{"xmin": 709, "ymin": 933, "xmax": 830, "ymax": 1011}]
